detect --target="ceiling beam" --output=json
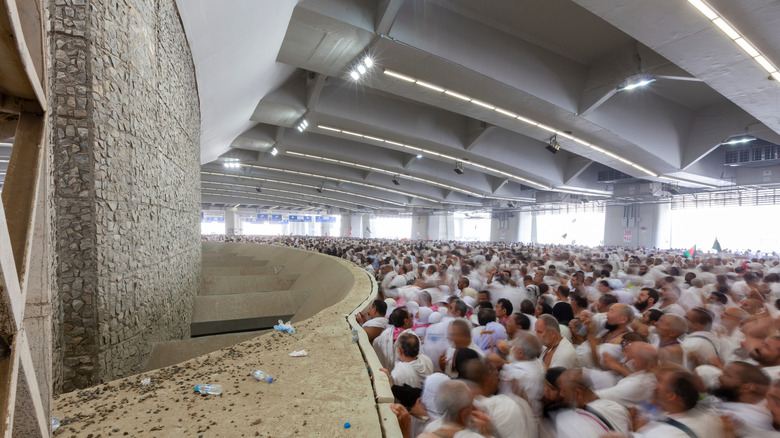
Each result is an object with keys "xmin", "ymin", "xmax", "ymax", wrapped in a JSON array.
[
  {"xmin": 305, "ymin": 72, "xmax": 327, "ymax": 110},
  {"xmin": 563, "ymin": 156, "xmax": 593, "ymax": 185},
  {"xmin": 464, "ymin": 122, "xmax": 494, "ymax": 151},
  {"xmin": 376, "ymin": 0, "xmax": 406, "ymax": 35}
]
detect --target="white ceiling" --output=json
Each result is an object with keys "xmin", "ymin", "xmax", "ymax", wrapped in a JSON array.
[{"xmin": 178, "ymin": 0, "xmax": 780, "ymax": 213}]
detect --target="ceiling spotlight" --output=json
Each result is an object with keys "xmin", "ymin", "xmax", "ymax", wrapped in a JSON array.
[
  {"xmin": 507, "ymin": 202, "xmax": 515, "ymax": 208},
  {"xmin": 357, "ymin": 64, "xmax": 367, "ymax": 74},
  {"xmin": 546, "ymin": 135, "xmax": 561, "ymax": 154},
  {"xmin": 296, "ymin": 118, "xmax": 309, "ymax": 132},
  {"xmin": 255, "ymin": 187, "xmax": 262, "ymax": 193},
  {"xmin": 223, "ymin": 161, "xmax": 241, "ymax": 168},
  {"xmin": 364, "ymin": 56, "xmax": 373, "ymax": 68},
  {"xmin": 270, "ymin": 147, "xmax": 278, "ymax": 156},
  {"xmin": 581, "ymin": 197, "xmax": 590, "ymax": 203},
  {"xmin": 416, "ymin": 154, "xmax": 423, "ymax": 159},
  {"xmin": 316, "ymin": 183, "xmax": 324, "ymax": 194},
  {"xmin": 618, "ymin": 76, "xmax": 656, "ymax": 91},
  {"xmin": 454, "ymin": 162, "xmax": 464, "ymax": 175},
  {"xmin": 350, "ymin": 70, "xmax": 360, "ymax": 80},
  {"xmin": 392, "ymin": 175, "xmax": 401, "ymax": 186}
]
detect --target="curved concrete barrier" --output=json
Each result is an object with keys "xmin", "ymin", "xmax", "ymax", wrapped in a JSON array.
[{"xmin": 54, "ymin": 243, "xmax": 402, "ymax": 437}]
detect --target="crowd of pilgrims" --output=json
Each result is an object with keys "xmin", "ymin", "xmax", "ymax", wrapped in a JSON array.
[{"xmin": 203, "ymin": 234, "xmax": 780, "ymax": 438}]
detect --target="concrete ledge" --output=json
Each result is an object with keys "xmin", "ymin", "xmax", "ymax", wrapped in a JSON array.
[{"xmin": 347, "ymin": 273, "xmax": 403, "ymax": 437}]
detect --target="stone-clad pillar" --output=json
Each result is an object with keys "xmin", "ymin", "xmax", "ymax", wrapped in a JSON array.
[{"xmin": 49, "ymin": 0, "xmax": 201, "ymax": 392}]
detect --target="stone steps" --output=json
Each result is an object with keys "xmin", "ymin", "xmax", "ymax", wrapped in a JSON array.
[{"xmin": 200, "ymin": 273, "xmax": 299, "ymax": 295}]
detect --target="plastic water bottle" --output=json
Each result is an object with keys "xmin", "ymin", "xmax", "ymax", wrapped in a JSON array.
[
  {"xmin": 252, "ymin": 370, "xmax": 274, "ymax": 383},
  {"xmin": 51, "ymin": 418, "xmax": 60, "ymax": 432},
  {"xmin": 195, "ymin": 384, "xmax": 222, "ymax": 395},
  {"xmin": 637, "ymin": 401, "xmax": 663, "ymax": 422},
  {"xmin": 351, "ymin": 327, "xmax": 358, "ymax": 342}
]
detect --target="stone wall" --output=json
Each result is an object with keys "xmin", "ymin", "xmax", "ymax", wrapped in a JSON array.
[{"xmin": 49, "ymin": 0, "xmax": 201, "ymax": 393}]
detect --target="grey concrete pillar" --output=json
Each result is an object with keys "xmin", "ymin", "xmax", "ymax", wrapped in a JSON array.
[
  {"xmin": 604, "ymin": 203, "xmax": 671, "ymax": 248},
  {"xmin": 490, "ymin": 212, "xmax": 520, "ymax": 242},
  {"xmin": 411, "ymin": 214, "xmax": 429, "ymax": 240}
]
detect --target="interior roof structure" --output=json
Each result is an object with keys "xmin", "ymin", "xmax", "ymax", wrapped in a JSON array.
[{"xmin": 177, "ymin": 0, "xmax": 780, "ymax": 215}]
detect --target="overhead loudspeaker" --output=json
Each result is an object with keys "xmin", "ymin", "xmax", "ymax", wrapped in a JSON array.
[{"xmin": 454, "ymin": 162, "xmax": 464, "ymax": 175}]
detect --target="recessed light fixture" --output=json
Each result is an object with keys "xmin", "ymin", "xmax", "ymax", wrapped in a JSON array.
[
  {"xmin": 315, "ymin": 124, "xmax": 549, "ymax": 189},
  {"xmin": 618, "ymin": 77, "xmax": 656, "ymax": 91},
  {"xmin": 296, "ymin": 118, "xmax": 309, "ymax": 132},
  {"xmin": 270, "ymin": 147, "xmax": 278, "ymax": 156},
  {"xmin": 348, "ymin": 54, "xmax": 375, "ymax": 81},
  {"xmin": 686, "ymin": 0, "xmax": 780, "ymax": 81},
  {"xmin": 201, "ymin": 171, "xmax": 409, "ymax": 206},
  {"xmin": 382, "ymin": 69, "xmax": 658, "ymax": 177},
  {"xmin": 658, "ymin": 175, "xmax": 717, "ymax": 189},
  {"xmin": 722, "ymin": 136, "xmax": 756, "ymax": 145}
]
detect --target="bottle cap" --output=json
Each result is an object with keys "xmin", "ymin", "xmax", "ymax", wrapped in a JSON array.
[
  {"xmin": 267, "ymin": 377, "xmax": 273, "ymax": 383},
  {"xmin": 344, "ymin": 422, "xmax": 351, "ymax": 429},
  {"xmin": 195, "ymin": 385, "xmax": 201, "ymax": 392}
]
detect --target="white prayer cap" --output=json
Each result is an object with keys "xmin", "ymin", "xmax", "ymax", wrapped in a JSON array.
[
  {"xmin": 406, "ymin": 301, "xmax": 420, "ymax": 317},
  {"xmin": 421, "ymin": 373, "xmax": 451, "ymax": 420},
  {"xmin": 417, "ymin": 307, "xmax": 433, "ymax": 324},
  {"xmin": 463, "ymin": 296, "xmax": 477, "ymax": 310},
  {"xmin": 428, "ymin": 312, "xmax": 443, "ymax": 324}
]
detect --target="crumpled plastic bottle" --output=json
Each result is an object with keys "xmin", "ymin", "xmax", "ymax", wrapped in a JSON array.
[{"xmin": 273, "ymin": 320, "xmax": 295, "ymax": 334}]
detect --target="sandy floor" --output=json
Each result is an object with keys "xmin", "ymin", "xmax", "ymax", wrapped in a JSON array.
[{"xmin": 52, "ymin": 265, "xmax": 385, "ymax": 437}]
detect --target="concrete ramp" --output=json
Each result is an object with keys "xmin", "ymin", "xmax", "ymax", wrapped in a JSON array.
[
  {"xmin": 201, "ymin": 273, "xmax": 299, "ymax": 295},
  {"xmin": 190, "ymin": 289, "xmax": 311, "ymax": 336}
]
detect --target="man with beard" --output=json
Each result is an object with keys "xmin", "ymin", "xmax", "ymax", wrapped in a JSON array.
[
  {"xmin": 750, "ymin": 336, "xmax": 780, "ymax": 381},
  {"xmin": 715, "ymin": 361, "xmax": 774, "ymax": 436},
  {"xmin": 586, "ymin": 303, "xmax": 633, "ymax": 366},
  {"xmin": 634, "ymin": 287, "xmax": 660, "ymax": 315},
  {"xmin": 635, "ymin": 367, "xmax": 725, "ymax": 438},
  {"xmin": 554, "ymin": 368, "xmax": 631, "ymax": 438}
]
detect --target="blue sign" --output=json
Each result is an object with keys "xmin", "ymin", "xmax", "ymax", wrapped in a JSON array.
[
  {"xmin": 303, "ymin": 216, "xmax": 312, "ymax": 222},
  {"xmin": 316, "ymin": 216, "xmax": 336, "ymax": 223},
  {"xmin": 258, "ymin": 214, "xmax": 269, "ymax": 220},
  {"xmin": 289, "ymin": 215, "xmax": 302, "ymax": 222}
]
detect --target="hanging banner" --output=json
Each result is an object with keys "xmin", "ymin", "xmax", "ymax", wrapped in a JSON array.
[{"xmin": 623, "ymin": 229, "xmax": 632, "ymax": 242}]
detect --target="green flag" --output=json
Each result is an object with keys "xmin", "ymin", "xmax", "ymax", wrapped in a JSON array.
[{"xmin": 712, "ymin": 238, "xmax": 722, "ymax": 252}]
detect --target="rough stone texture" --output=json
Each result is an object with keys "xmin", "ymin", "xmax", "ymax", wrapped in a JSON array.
[{"xmin": 48, "ymin": 0, "xmax": 201, "ymax": 393}]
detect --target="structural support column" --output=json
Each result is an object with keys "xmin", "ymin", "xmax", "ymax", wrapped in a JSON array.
[
  {"xmin": 411, "ymin": 214, "xmax": 429, "ymax": 240},
  {"xmin": 603, "ymin": 203, "xmax": 672, "ymax": 248},
  {"xmin": 224, "ymin": 209, "xmax": 240, "ymax": 236},
  {"xmin": 490, "ymin": 212, "xmax": 520, "ymax": 242}
]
